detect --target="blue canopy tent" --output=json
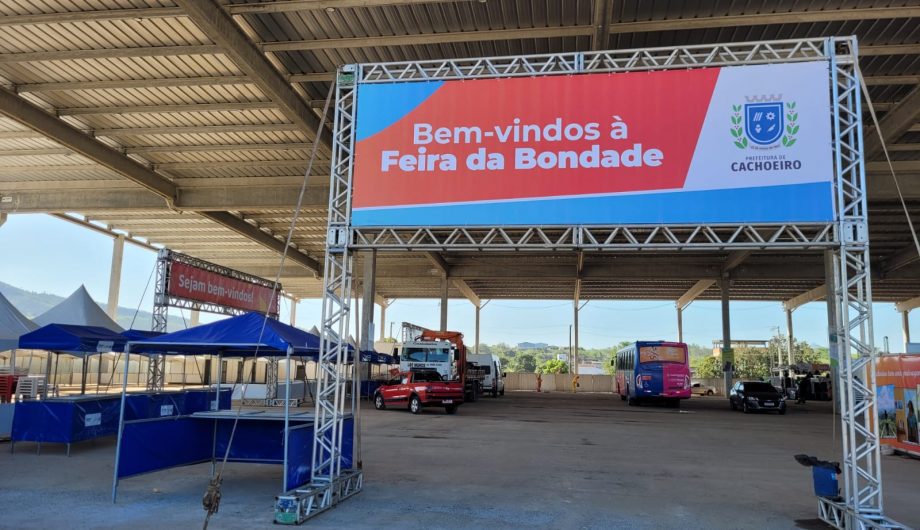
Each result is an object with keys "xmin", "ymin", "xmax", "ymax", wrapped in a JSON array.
[
  {"xmin": 18, "ymin": 324, "xmax": 130, "ymax": 396},
  {"xmin": 112, "ymin": 311, "xmax": 339, "ymax": 501},
  {"xmin": 120, "ymin": 329, "xmax": 164, "ymax": 341},
  {"xmin": 19, "ymin": 324, "xmax": 129, "ymax": 355}
]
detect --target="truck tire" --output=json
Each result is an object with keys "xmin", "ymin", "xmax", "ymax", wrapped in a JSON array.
[
  {"xmin": 374, "ymin": 393, "xmax": 385, "ymax": 410},
  {"xmin": 491, "ymin": 386, "xmax": 498, "ymax": 398},
  {"xmin": 445, "ymin": 404, "xmax": 458, "ymax": 414},
  {"xmin": 409, "ymin": 395, "xmax": 422, "ymax": 414},
  {"xmin": 499, "ymin": 388, "xmax": 504, "ymax": 396}
]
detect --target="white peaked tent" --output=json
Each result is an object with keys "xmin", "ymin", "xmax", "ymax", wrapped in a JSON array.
[
  {"xmin": 0, "ymin": 291, "xmax": 38, "ymax": 351},
  {"xmin": 33, "ymin": 285, "xmax": 123, "ymax": 332}
]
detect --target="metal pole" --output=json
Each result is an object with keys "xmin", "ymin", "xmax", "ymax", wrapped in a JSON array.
[
  {"xmin": 213, "ymin": 354, "xmax": 221, "ymax": 411},
  {"xmin": 106, "ymin": 234, "xmax": 125, "ymax": 320},
  {"xmin": 720, "ymin": 277, "xmax": 733, "ymax": 396},
  {"xmin": 676, "ymin": 306, "xmax": 683, "ymax": 343},
  {"xmin": 80, "ymin": 354, "xmax": 87, "ymax": 395},
  {"xmin": 283, "ymin": 346, "xmax": 292, "ymax": 490},
  {"xmin": 439, "ymin": 275, "xmax": 448, "ymax": 332},
  {"xmin": 190, "ymin": 309, "xmax": 200, "ymax": 327},
  {"xmin": 825, "ymin": 249, "xmax": 841, "ymax": 411},
  {"xmin": 290, "ymin": 297, "xmax": 298, "ymax": 327},
  {"xmin": 379, "ymin": 301, "xmax": 386, "ymax": 342},
  {"xmin": 111, "ymin": 349, "xmax": 132, "ymax": 503},
  {"xmin": 901, "ymin": 310, "xmax": 910, "ymax": 352},
  {"xmin": 786, "ymin": 309, "xmax": 795, "ymax": 366}
]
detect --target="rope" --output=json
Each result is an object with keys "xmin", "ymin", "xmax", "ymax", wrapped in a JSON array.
[
  {"xmin": 201, "ymin": 80, "xmax": 336, "ymax": 529},
  {"xmin": 101, "ymin": 259, "xmax": 157, "ymax": 392}
]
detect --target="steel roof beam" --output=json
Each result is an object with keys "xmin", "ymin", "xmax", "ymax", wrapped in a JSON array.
[
  {"xmin": 0, "ymin": 45, "xmax": 224, "ymax": 63},
  {"xmin": 0, "ymin": 86, "xmax": 322, "ymax": 273},
  {"xmin": 606, "ymin": 7, "xmax": 920, "ymax": 34},
  {"xmin": 0, "ymin": 185, "xmax": 329, "ymax": 212},
  {"xmin": 590, "ymin": 0, "xmax": 613, "ymax": 51},
  {"xmin": 17, "ymin": 76, "xmax": 254, "ymax": 92},
  {"xmin": 865, "ymin": 86, "xmax": 920, "ymax": 159},
  {"xmin": 782, "ymin": 285, "xmax": 827, "ymax": 312},
  {"xmin": 125, "ymin": 143, "xmax": 311, "ymax": 154},
  {"xmin": 57, "ymin": 102, "xmax": 281, "ymax": 116},
  {"xmin": 199, "ymin": 211, "xmax": 321, "ymax": 273},
  {"xmin": 94, "ymin": 124, "xmax": 301, "ymax": 136},
  {"xmin": 895, "ymin": 296, "xmax": 920, "ymax": 313},
  {"xmin": 50, "ymin": 214, "xmax": 159, "ymax": 251},
  {"xmin": 0, "ymin": 7, "xmax": 185, "ymax": 26},
  {"xmin": 424, "ymin": 251, "xmax": 480, "ymax": 306},
  {"xmin": 676, "ymin": 279, "xmax": 714, "ymax": 310},
  {"xmin": 226, "ymin": 0, "xmax": 478, "ymax": 14},
  {"xmin": 260, "ymin": 26, "xmax": 595, "ymax": 52},
  {"xmin": 0, "ymin": 86, "xmax": 176, "ymax": 200},
  {"xmin": 175, "ymin": 0, "xmax": 328, "ymax": 146},
  {"xmin": 0, "ymin": 0, "xmax": 478, "ymax": 26},
  {"xmin": 880, "ymin": 244, "xmax": 920, "ymax": 277}
]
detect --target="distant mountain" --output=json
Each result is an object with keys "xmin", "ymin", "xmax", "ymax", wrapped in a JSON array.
[{"xmin": 0, "ymin": 281, "xmax": 189, "ymax": 331}]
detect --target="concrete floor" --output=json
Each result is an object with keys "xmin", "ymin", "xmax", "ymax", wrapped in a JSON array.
[{"xmin": 0, "ymin": 392, "xmax": 917, "ymax": 530}]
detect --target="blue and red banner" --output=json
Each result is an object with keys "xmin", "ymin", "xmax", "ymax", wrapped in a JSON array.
[{"xmin": 351, "ymin": 61, "xmax": 834, "ymax": 227}]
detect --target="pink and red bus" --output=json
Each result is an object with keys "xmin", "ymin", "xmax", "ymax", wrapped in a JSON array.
[{"xmin": 614, "ymin": 341, "xmax": 691, "ymax": 407}]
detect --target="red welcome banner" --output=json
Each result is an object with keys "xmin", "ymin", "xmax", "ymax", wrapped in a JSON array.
[{"xmin": 166, "ymin": 261, "xmax": 279, "ymax": 314}]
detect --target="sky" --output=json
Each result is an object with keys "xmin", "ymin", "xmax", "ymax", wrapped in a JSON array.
[{"xmin": 0, "ymin": 213, "xmax": 916, "ymax": 352}]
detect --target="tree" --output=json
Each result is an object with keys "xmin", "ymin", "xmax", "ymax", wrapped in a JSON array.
[
  {"xmin": 511, "ymin": 352, "xmax": 537, "ymax": 373},
  {"xmin": 692, "ymin": 355, "xmax": 722, "ymax": 378},
  {"xmin": 537, "ymin": 359, "xmax": 569, "ymax": 374}
]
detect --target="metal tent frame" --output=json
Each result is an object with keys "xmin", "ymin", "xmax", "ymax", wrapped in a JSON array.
[{"xmin": 289, "ymin": 36, "xmax": 899, "ymax": 529}]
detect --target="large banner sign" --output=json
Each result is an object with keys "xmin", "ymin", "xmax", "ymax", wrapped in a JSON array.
[
  {"xmin": 167, "ymin": 261, "xmax": 280, "ymax": 315},
  {"xmin": 351, "ymin": 61, "xmax": 834, "ymax": 226},
  {"xmin": 875, "ymin": 354, "xmax": 920, "ymax": 457}
]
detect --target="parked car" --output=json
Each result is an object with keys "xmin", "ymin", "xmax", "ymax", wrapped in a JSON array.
[
  {"xmin": 373, "ymin": 370, "xmax": 464, "ymax": 414},
  {"xmin": 729, "ymin": 381, "xmax": 787, "ymax": 414},
  {"xmin": 690, "ymin": 382, "xmax": 716, "ymax": 396}
]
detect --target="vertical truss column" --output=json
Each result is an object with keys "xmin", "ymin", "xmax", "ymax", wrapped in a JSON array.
[
  {"xmin": 148, "ymin": 250, "xmax": 169, "ymax": 390},
  {"xmin": 822, "ymin": 37, "xmax": 895, "ymax": 530},
  {"xmin": 294, "ymin": 65, "xmax": 362, "ymax": 521}
]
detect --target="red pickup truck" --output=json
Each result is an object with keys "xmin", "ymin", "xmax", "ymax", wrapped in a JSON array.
[{"xmin": 373, "ymin": 370, "xmax": 464, "ymax": 414}]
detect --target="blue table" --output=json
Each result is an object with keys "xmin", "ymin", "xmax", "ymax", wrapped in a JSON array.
[
  {"xmin": 114, "ymin": 409, "xmax": 354, "ymax": 495},
  {"xmin": 11, "ymin": 389, "xmax": 230, "ymax": 455}
]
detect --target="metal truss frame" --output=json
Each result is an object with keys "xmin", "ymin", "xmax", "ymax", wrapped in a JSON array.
[
  {"xmin": 148, "ymin": 248, "xmax": 283, "ymax": 391},
  {"xmin": 296, "ymin": 37, "xmax": 902, "ymax": 529},
  {"xmin": 278, "ymin": 66, "xmax": 359, "ymax": 523}
]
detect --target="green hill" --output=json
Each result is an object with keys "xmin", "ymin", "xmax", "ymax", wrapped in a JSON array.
[{"xmin": 0, "ymin": 281, "xmax": 190, "ymax": 331}]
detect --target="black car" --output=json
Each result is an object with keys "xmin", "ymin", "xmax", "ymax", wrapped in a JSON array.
[{"xmin": 729, "ymin": 381, "xmax": 786, "ymax": 414}]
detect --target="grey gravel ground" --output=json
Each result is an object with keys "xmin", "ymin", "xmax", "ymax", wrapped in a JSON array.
[{"xmin": 0, "ymin": 391, "xmax": 917, "ymax": 530}]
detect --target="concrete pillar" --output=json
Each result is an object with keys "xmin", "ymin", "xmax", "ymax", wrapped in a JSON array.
[
  {"xmin": 676, "ymin": 306, "xmax": 684, "ymax": 343},
  {"xmin": 786, "ymin": 309, "xmax": 794, "ymax": 366},
  {"xmin": 379, "ymin": 301, "xmax": 387, "ymax": 341},
  {"xmin": 289, "ymin": 297, "xmax": 298, "ymax": 327},
  {"xmin": 106, "ymin": 234, "xmax": 125, "ymax": 319},
  {"xmin": 439, "ymin": 275, "xmax": 448, "ymax": 332},
  {"xmin": 901, "ymin": 310, "xmax": 910, "ymax": 352},
  {"xmin": 573, "ymin": 301, "xmax": 580, "ymax": 376},
  {"xmin": 720, "ymin": 277, "xmax": 732, "ymax": 395},
  {"xmin": 190, "ymin": 309, "xmax": 200, "ymax": 327},
  {"xmin": 361, "ymin": 251, "xmax": 376, "ymax": 351},
  {"xmin": 474, "ymin": 304, "xmax": 481, "ymax": 355}
]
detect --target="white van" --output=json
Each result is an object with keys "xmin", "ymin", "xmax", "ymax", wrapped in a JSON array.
[{"xmin": 466, "ymin": 353, "xmax": 505, "ymax": 397}]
